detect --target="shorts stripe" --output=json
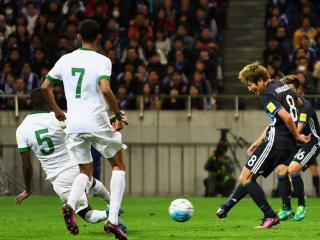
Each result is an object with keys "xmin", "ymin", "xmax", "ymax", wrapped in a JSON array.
[
  {"xmin": 300, "ymin": 145, "xmax": 317, "ymax": 167},
  {"xmin": 252, "ymin": 127, "xmax": 275, "ymax": 174}
]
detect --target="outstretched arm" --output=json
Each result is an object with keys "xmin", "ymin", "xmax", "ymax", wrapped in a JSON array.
[{"xmin": 16, "ymin": 151, "xmax": 33, "ymax": 205}]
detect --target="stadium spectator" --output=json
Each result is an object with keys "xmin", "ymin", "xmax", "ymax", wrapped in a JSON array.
[
  {"xmin": 162, "ymin": 87, "xmax": 185, "ymax": 110},
  {"xmin": 189, "ymin": 84, "xmax": 205, "ymax": 110},
  {"xmin": 0, "ymin": 0, "xmax": 227, "ymax": 110},
  {"xmin": 20, "ymin": 62, "xmax": 40, "ymax": 94}
]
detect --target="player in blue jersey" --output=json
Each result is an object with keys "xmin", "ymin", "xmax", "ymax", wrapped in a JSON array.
[
  {"xmin": 216, "ymin": 62, "xmax": 310, "ymax": 228},
  {"xmin": 276, "ymin": 75, "xmax": 320, "ymax": 221}
]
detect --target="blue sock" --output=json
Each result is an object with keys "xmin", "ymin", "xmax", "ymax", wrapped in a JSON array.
[
  {"xmin": 291, "ymin": 173, "xmax": 305, "ymax": 207},
  {"xmin": 244, "ymin": 180, "xmax": 276, "ymax": 218},
  {"xmin": 277, "ymin": 175, "xmax": 292, "ymax": 210}
]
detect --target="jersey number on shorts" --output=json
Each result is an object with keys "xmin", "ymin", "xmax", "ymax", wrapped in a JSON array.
[
  {"xmin": 286, "ymin": 95, "xmax": 298, "ymax": 121},
  {"xmin": 72, "ymin": 67, "xmax": 85, "ymax": 99},
  {"xmin": 248, "ymin": 155, "xmax": 257, "ymax": 167},
  {"xmin": 294, "ymin": 149, "xmax": 305, "ymax": 161},
  {"xmin": 35, "ymin": 128, "xmax": 55, "ymax": 155}
]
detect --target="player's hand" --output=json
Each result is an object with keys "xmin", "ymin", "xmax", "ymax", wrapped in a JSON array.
[
  {"xmin": 113, "ymin": 119, "xmax": 124, "ymax": 131},
  {"xmin": 247, "ymin": 141, "xmax": 259, "ymax": 156},
  {"xmin": 55, "ymin": 110, "xmax": 66, "ymax": 121},
  {"xmin": 296, "ymin": 134, "xmax": 311, "ymax": 144},
  {"xmin": 16, "ymin": 190, "xmax": 31, "ymax": 205}
]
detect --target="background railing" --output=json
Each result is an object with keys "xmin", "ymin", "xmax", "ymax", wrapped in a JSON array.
[{"xmin": 3, "ymin": 93, "xmax": 320, "ymax": 117}]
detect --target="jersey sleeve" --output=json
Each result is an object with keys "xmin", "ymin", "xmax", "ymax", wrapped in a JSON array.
[
  {"xmin": 260, "ymin": 94, "xmax": 283, "ymax": 117},
  {"xmin": 298, "ymin": 103, "xmax": 311, "ymax": 124},
  {"xmin": 16, "ymin": 127, "xmax": 30, "ymax": 153},
  {"xmin": 47, "ymin": 57, "xmax": 64, "ymax": 84},
  {"xmin": 98, "ymin": 58, "xmax": 112, "ymax": 81}
]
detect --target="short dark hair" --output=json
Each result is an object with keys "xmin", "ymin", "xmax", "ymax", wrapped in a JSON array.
[
  {"xmin": 30, "ymin": 88, "xmax": 47, "ymax": 110},
  {"xmin": 281, "ymin": 75, "xmax": 301, "ymax": 88},
  {"xmin": 79, "ymin": 19, "xmax": 100, "ymax": 43}
]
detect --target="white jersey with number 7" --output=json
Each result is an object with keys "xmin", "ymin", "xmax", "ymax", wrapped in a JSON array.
[{"xmin": 47, "ymin": 48, "xmax": 112, "ymax": 133}]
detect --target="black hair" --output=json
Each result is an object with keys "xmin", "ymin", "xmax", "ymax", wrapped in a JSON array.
[
  {"xmin": 79, "ymin": 19, "xmax": 100, "ymax": 43},
  {"xmin": 30, "ymin": 88, "xmax": 48, "ymax": 110},
  {"xmin": 280, "ymin": 75, "xmax": 301, "ymax": 88}
]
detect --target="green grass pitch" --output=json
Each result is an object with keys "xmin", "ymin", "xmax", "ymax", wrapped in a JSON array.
[{"xmin": 1, "ymin": 196, "xmax": 320, "ymax": 240}]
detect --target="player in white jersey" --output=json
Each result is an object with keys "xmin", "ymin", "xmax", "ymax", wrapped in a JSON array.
[
  {"xmin": 15, "ymin": 89, "xmax": 127, "ymax": 234},
  {"xmin": 41, "ymin": 19, "xmax": 128, "ymax": 240}
]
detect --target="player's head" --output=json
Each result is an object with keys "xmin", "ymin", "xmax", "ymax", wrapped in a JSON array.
[
  {"xmin": 280, "ymin": 74, "xmax": 301, "ymax": 93},
  {"xmin": 238, "ymin": 61, "xmax": 270, "ymax": 95},
  {"xmin": 78, "ymin": 19, "xmax": 101, "ymax": 45},
  {"xmin": 30, "ymin": 88, "xmax": 49, "ymax": 111}
]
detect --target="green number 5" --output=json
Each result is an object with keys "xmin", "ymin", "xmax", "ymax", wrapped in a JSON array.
[
  {"xmin": 35, "ymin": 129, "xmax": 55, "ymax": 155},
  {"xmin": 72, "ymin": 67, "xmax": 85, "ymax": 98}
]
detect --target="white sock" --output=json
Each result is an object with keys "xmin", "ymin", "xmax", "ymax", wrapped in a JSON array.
[
  {"xmin": 108, "ymin": 170, "xmax": 125, "ymax": 224},
  {"xmin": 91, "ymin": 178, "xmax": 111, "ymax": 204},
  {"xmin": 67, "ymin": 173, "xmax": 89, "ymax": 210},
  {"xmin": 85, "ymin": 210, "xmax": 107, "ymax": 223}
]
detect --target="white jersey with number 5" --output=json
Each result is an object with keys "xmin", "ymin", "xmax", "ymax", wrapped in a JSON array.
[
  {"xmin": 16, "ymin": 112, "xmax": 77, "ymax": 180},
  {"xmin": 47, "ymin": 48, "xmax": 112, "ymax": 133}
]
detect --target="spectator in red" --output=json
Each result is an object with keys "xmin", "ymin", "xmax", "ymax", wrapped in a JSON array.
[
  {"xmin": 85, "ymin": 0, "xmax": 108, "ymax": 18},
  {"xmin": 90, "ymin": 1, "xmax": 109, "ymax": 33},
  {"xmin": 128, "ymin": 13, "xmax": 153, "ymax": 39},
  {"xmin": 154, "ymin": 6, "xmax": 175, "ymax": 35}
]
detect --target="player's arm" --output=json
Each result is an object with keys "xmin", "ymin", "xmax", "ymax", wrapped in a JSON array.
[
  {"xmin": 41, "ymin": 79, "xmax": 66, "ymax": 121},
  {"xmin": 100, "ymin": 79, "xmax": 127, "ymax": 130},
  {"xmin": 16, "ymin": 151, "xmax": 33, "ymax": 205},
  {"xmin": 277, "ymin": 108, "xmax": 310, "ymax": 143},
  {"xmin": 247, "ymin": 126, "xmax": 268, "ymax": 155}
]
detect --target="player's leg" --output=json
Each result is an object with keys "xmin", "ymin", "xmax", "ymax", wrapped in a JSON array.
[
  {"xmin": 288, "ymin": 162, "xmax": 306, "ymax": 221},
  {"xmin": 240, "ymin": 167, "xmax": 279, "ymax": 228},
  {"xmin": 78, "ymin": 205, "xmax": 107, "ymax": 223},
  {"xmin": 241, "ymin": 142, "xmax": 282, "ymax": 228},
  {"xmin": 77, "ymin": 205, "xmax": 128, "ymax": 233},
  {"xmin": 216, "ymin": 172, "xmax": 248, "ymax": 218},
  {"xmin": 91, "ymin": 178, "xmax": 111, "ymax": 204},
  {"xmin": 106, "ymin": 150, "xmax": 126, "ymax": 223},
  {"xmin": 309, "ymin": 164, "xmax": 320, "ymax": 196},
  {"xmin": 63, "ymin": 134, "xmax": 94, "ymax": 234},
  {"xmin": 276, "ymin": 164, "xmax": 294, "ymax": 221},
  {"xmin": 91, "ymin": 131, "xmax": 127, "ymax": 240}
]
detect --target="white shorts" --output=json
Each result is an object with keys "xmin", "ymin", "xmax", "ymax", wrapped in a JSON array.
[
  {"xmin": 51, "ymin": 165, "xmax": 88, "ymax": 213},
  {"xmin": 66, "ymin": 130, "xmax": 126, "ymax": 165}
]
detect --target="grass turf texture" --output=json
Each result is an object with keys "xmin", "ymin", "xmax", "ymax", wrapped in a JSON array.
[{"xmin": 1, "ymin": 196, "xmax": 320, "ymax": 240}]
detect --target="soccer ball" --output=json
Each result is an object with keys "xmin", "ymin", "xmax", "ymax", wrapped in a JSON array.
[{"xmin": 169, "ymin": 198, "xmax": 194, "ymax": 222}]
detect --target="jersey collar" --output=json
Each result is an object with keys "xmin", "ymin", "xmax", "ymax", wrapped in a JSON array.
[
  {"xmin": 79, "ymin": 47, "xmax": 94, "ymax": 51},
  {"xmin": 28, "ymin": 111, "xmax": 49, "ymax": 115}
]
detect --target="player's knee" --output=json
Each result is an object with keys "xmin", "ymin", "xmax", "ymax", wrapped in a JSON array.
[
  {"xmin": 239, "ymin": 175, "xmax": 252, "ymax": 185},
  {"xmin": 109, "ymin": 158, "xmax": 126, "ymax": 170},
  {"xmin": 277, "ymin": 165, "xmax": 288, "ymax": 176},
  {"xmin": 288, "ymin": 166, "xmax": 300, "ymax": 177}
]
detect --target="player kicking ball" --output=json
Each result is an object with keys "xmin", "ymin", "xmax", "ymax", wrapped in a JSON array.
[
  {"xmin": 216, "ymin": 62, "xmax": 310, "ymax": 228},
  {"xmin": 15, "ymin": 89, "xmax": 127, "ymax": 233},
  {"xmin": 41, "ymin": 19, "xmax": 128, "ymax": 239},
  {"xmin": 276, "ymin": 75, "xmax": 320, "ymax": 221}
]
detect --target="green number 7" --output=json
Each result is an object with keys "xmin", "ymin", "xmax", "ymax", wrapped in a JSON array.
[
  {"xmin": 35, "ymin": 128, "xmax": 55, "ymax": 155},
  {"xmin": 72, "ymin": 67, "xmax": 85, "ymax": 98}
]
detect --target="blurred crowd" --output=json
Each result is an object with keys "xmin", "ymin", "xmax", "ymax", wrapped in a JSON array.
[
  {"xmin": 264, "ymin": 0, "xmax": 320, "ymax": 104},
  {"xmin": 0, "ymin": 0, "xmax": 228, "ymax": 110}
]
